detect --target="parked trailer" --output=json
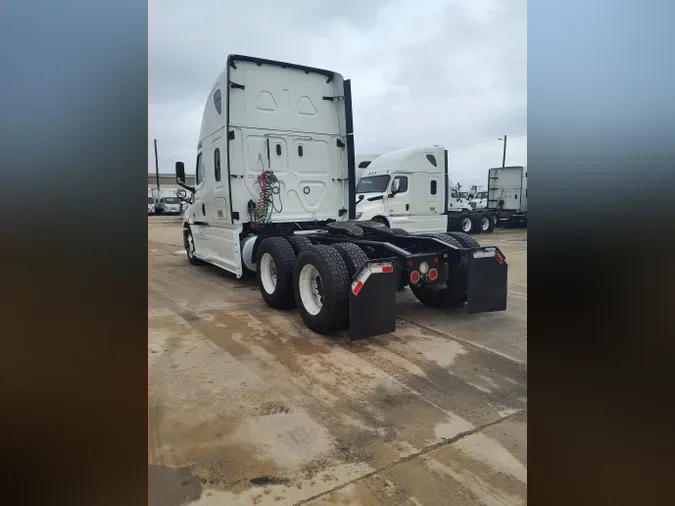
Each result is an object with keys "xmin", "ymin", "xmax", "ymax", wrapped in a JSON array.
[
  {"xmin": 487, "ymin": 165, "xmax": 527, "ymax": 228},
  {"xmin": 174, "ymin": 55, "xmax": 508, "ymax": 339},
  {"xmin": 354, "ymin": 147, "xmax": 498, "ymax": 235}
]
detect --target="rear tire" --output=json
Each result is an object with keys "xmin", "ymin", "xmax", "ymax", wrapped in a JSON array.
[
  {"xmin": 411, "ymin": 232, "xmax": 468, "ymax": 307},
  {"xmin": 479, "ymin": 215, "xmax": 495, "ymax": 233},
  {"xmin": 459, "ymin": 214, "xmax": 474, "ymax": 234},
  {"xmin": 331, "ymin": 243, "xmax": 368, "ymax": 280},
  {"xmin": 410, "ymin": 275, "xmax": 467, "ymax": 309},
  {"xmin": 293, "ymin": 245, "xmax": 351, "ymax": 334},
  {"xmin": 446, "ymin": 231, "xmax": 480, "ymax": 249},
  {"xmin": 256, "ymin": 237, "xmax": 297, "ymax": 310},
  {"xmin": 423, "ymin": 232, "xmax": 465, "ymax": 267},
  {"xmin": 287, "ymin": 235, "xmax": 313, "ymax": 254}
]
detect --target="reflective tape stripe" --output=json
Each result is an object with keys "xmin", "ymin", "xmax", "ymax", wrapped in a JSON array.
[{"xmin": 351, "ymin": 263, "xmax": 394, "ymax": 295}]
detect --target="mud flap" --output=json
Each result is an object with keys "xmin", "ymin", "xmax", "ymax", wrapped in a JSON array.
[
  {"xmin": 350, "ymin": 261, "xmax": 397, "ymax": 340},
  {"xmin": 466, "ymin": 247, "xmax": 508, "ymax": 314}
]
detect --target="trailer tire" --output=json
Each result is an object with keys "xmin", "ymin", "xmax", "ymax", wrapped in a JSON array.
[
  {"xmin": 479, "ymin": 215, "xmax": 495, "ymax": 233},
  {"xmin": 293, "ymin": 245, "xmax": 350, "ymax": 334},
  {"xmin": 184, "ymin": 227, "xmax": 205, "ymax": 266},
  {"xmin": 391, "ymin": 228, "xmax": 409, "ymax": 236},
  {"xmin": 331, "ymin": 243, "xmax": 368, "ymax": 280},
  {"xmin": 256, "ymin": 237, "xmax": 297, "ymax": 310},
  {"xmin": 287, "ymin": 235, "xmax": 313, "ymax": 254}
]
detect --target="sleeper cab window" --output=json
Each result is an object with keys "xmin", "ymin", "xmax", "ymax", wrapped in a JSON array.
[
  {"xmin": 213, "ymin": 89, "xmax": 222, "ymax": 114},
  {"xmin": 195, "ymin": 153, "xmax": 203, "ymax": 185},
  {"xmin": 426, "ymin": 154, "xmax": 437, "ymax": 167},
  {"xmin": 214, "ymin": 148, "xmax": 221, "ymax": 182}
]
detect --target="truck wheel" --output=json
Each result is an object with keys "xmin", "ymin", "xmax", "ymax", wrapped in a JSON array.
[
  {"xmin": 256, "ymin": 237, "xmax": 297, "ymax": 310},
  {"xmin": 446, "ymin": 231, "xmax": 480, "ymax": 249},
  {"xmin": 423, "ymin": 232, "xmax": 462, "ymax": 248},
  {"xmin": 479, "ymin": 215, "xmax": 494, "ymax": 233},
  {"xmin": 459, "ymin": 215, "xmax": 474, "ymax": 234},
  {"xmin": 293, "ymin": 245, "xmax": 350, "ymax": 334},
  {"xmin": 287, "ymin": 235, "xmax": 313, "ymax": 254},
  {"xmin": 391, "ymin": 228, "xmax": 409, "ymax": 236},
  {"xmin": 423, "ymin": 232, "xmax": 466, "ymax": 267},
  {"xmin": 410, "ymin": 273, "xmax": 467, "ymax": 309},
  {"xmin": 372, "ymin": 216, "xmax": 390, "ymax": 228},
  {"xmin": 331, "ymin": 242, "xmax": 368, "ymax": 280},
  {"xmin": 491, "ymin": 214, "xmax": 498, "ymax": 227},
  {"xmin": 184, "ymin": 227, "xmax": 204, "ymax": 266}
]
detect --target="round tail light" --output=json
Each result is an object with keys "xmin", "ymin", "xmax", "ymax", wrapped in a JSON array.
[
  {"xmin": 409, "ymin": 271, "xmax": 420, "ymax": 283},
  {"xmin": 428, "ymin": 268, "xmax": 438, "ymax": 281}
]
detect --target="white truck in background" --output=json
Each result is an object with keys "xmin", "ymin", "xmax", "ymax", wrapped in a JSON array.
[
  {"xmin": 354, "ymin": 146, "xmax": 497, "ymax": 234},
  {"xmin": 150, "ymin": 188, "xmax": 182, "ymax": 215},
  {"xmin": 355, "ymin": 154, "xmax": 381, "ymax": 181},
  {"xmin": 487, "ymin": 165, "xmax": 527, "ymax": 227},
  {"xmin": 148, "ymin": 189, "xmax": 156, "ymax": 214},
  {"xmin": 469, "ymin": 190, "xmax": 488, "ymax": 209}
]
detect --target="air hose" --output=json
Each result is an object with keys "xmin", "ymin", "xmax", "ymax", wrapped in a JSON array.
[{"xmin": 251, "ymin": 170, "xmax": 282, "ymax": 228}]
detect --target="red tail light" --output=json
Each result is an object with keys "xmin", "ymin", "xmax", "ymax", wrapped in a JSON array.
[
  {"xmin": 409, "ymin": 271, "xmax": 420, "ymax": 283},
  {"xmin": 428, "ymin": 268, "xmax": 438, "ymax": 281}
]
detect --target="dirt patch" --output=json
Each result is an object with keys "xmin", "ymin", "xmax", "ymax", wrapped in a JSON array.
[
  {"xmin": 149, "ymin": 465, "xmax": 203, "ymax": 506},
  {"xmin": 249, "ymin": 476, "xmax": 292, "ymax": 486}
]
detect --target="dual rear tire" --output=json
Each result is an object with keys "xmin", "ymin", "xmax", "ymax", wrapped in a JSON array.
[{"xmin": 256, "ymin": 237, "xmax": 366, "ymax": 334}]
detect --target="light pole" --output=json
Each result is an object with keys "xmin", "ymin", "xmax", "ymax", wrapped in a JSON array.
[
  {"xmin": 154, "ymin": 138, "xmax": 161, "ymax": 190},
  {"xmin": 498, "ymin": 135, "xmax": 507, "ymax": 167}
]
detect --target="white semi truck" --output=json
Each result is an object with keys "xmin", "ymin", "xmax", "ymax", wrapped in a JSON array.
[
  {"xmin": 354, "ymin": 147, "xmax": 498, "ymax": 235},
  {"xmin": 355, "ymin": 154, "xmax": 381, "ymax": 181},
  {"xmin": 487, "ymin": 165, "xmax": 527, "ymax": 227},
  {"xmin": 173, "ymin": 54, "xmax": 508, "ymax": 338}
]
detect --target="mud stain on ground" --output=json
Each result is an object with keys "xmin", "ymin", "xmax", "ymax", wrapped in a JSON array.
[{"xmin": 149, "ymin": 465, "xmax": 203, "ymax": 506}]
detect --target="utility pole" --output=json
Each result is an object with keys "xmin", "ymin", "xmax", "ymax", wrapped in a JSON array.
[
  {"xmin": 154, "ymin": 138, "xmax": 161, "ymax": 190},
  {"xmin": 498, "ymin": 135, "xmax": 508, "ymax": 167}
]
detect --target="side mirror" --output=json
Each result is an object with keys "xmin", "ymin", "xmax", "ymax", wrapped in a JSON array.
[
  {"xmin": 175, "ymin": 161, "xmax": 186, "ymax": 183},
  {"xmin": 391, "ymin": 179, "xmax": 401, "ymax": 194},
  {"xmin": 176, "ymin": 189, "xmax": 186, "ymax": 199}
]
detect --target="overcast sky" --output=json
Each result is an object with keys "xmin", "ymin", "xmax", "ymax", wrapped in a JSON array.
[{"xmin": 149, "ymin": 0, "xmax": 526, "ymax": 187}]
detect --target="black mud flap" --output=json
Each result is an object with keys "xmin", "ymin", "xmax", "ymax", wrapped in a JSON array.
[
  {"xmin": 350, "ymin": 261, "xmax": 397, "ymax": 340},
  {"xmin": 466, "ymin": 247, "xmax": 508, "ymax": 314}
]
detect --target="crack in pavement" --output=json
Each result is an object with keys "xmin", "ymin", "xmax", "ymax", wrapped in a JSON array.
[
  {"xmin": 397, "ymin": 316, "xmax": 526, "ymax": 366},
  {"xmin": 292, "ymin": 410, "xmax": 524, "ymax": 506}
]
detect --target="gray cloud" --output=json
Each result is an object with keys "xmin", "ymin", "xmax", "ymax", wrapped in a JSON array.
[{"xmin": 150, "ymin": 0, "xmax": 526, "ymax": 187}]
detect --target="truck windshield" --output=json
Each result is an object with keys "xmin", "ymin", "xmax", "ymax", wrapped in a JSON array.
[
  {"xmin": 163, "ymin": 197, "xmax": 180, "ymax": 204},
  {"xmin": 148, "ymin": 197, "xmax": 153, "ymax": 204},
  {"xmin": 356, "ymin": 175, "xmax": 390, "ymax": 194}
]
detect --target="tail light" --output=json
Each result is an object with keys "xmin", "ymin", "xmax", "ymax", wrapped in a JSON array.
[
  {"xmin": 409, "ymin": 271, "xmax": 420, "ymax": 283},
  {"xmin": 428, "ymin": 268, "xmax": 438, "ymax": 281}
]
